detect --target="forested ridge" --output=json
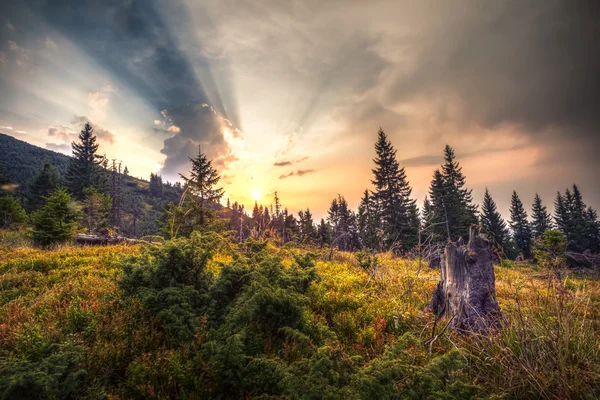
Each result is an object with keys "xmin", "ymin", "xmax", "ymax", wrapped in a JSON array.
[{"xmin": 1, "ymin": 124, "xmax": 600, "ymax": 399}]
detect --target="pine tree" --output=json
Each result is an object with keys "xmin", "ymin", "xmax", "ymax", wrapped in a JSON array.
[
  {"xmin": 585, "ymin": 207, "xmax": 600, "ymax": 253},
  {"xmin": 554, "ymin": 191, "xmax": 570, "ymax": 238},
  {"xmin": 428, "ymin": 169, "xmax": 449, "ymax": 242},
  {"xmin": 64, "ymin": 122, "xmax": 104, "ymax": 198},
  {"xmin": 149, "ymin": 173, "xmax": 164, "ymax": 198},
  {"xmin": 480, "ymin": 188, "xmax": 508, "ymax": 254},
  {"xmin": 252, "ymin": 201, "xmax": 263, "ymax": 237},
  {"xmin": 431, "ymin": 145, "xmax": 478, "ymax": 241},
  {"xmin": 370, "ymin": 128, "xmax": 418, "ymax": 251},
  {"xmin": 180, "ymin": 148, "xmax": 224, "ymax": 227},
  {"xmin": 509, "ymin": 190, "xmax": 532, "ymax": 259},
  {"xmin": 531, "ymin": 193, "xmax": 552, "ymax": 238},
  {"xmin": 82, "ymin": 187, "xmax": 111, "ymax": 235},
  {"xmin": 317, "ymin": 218, "xmax": 331, "ymax": 248},
  {"xmin": 327, "ymin": 195, "xmax": 360, "ymax": 251},
  {"xmin": 298, "ymin": 208, "xmax": 316, "ymax": 244},
  {"xmin": 27, "ymin": 160, "xmax": 61, "ymax": 211},
  {"xmin": 32, "ymin": 188, "xmax": 79, "ymax": 246},
  {"xmin": 357, "ymin": 189, "xmax": 380, "ymax": 250},
  {"xmin": 0, "ymin": 196, "xmax": 27, "ymax": 228}
]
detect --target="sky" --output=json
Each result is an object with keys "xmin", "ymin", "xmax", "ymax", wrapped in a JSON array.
[{"xmin": 0, "ymin": 0, "xmax": 598, "ymax": 219}]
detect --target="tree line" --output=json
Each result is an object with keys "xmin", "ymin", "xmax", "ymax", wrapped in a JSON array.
[{"xmin": 1, "ymin": 123, "xmax": 599, "ymax": 260}]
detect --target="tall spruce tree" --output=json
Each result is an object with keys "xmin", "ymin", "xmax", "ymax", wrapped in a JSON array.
[
  {"xmin": 27, "ymin": 160, "xmax": 61, "ymax": 211},
  {"xmin": 317, "ymin": 218, "xmax": 331, "ymax": 248},
  {"xmin": 64, "ymin": 122, "xmax": 104, "ymax": 198},
  {"xmin": 586, "ymin": 207, "xmax": 600, "ymax": 253},
  {"xmin": 428, "ymin": 146, "xmax": 477, "ymax": 242},
  {"xmin": 509, "ymin": 190, "xmax": 532, "ymax": 259},
  {"xmin": 180, "ymin": 148, "xmax": 224, "ymax": 227},
  {"xmin": 327, "ymin": 195, "xmax": 360, "ymax": 251},
  {"xmin": 554, "ymin": 185, "xmax": 600, "ymax": 253},
  {"xmin": 480, "ymin": 188, "xmax": 509, "ymax": 253},
  {"xmin": 531, "ymin": 193, "xmax": 552, "ymax": 238},
  {"xmin": 357, "ymin": 189, "xmax": 380, "ymax": 250},
  {"xmin": 370, "ymin": 128, "xmax": 418, "ymax": 251}
]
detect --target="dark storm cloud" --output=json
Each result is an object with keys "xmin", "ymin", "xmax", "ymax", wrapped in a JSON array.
[
  {"xmin": 160, "ymin": 103, "xmax": 239, "ymax": 180},
  {"xmin": 384, "ymin": 1, "xmax": 600, "ymax": 142},
  {"xmin": 1, "ymin": 0, "xmax": 238, "ymax": 122},
  {"xmin": 0, "ymin": 0, "xmax": 241, "ymax": 176}
]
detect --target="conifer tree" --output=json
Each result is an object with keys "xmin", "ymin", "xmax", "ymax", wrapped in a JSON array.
[
  {"xmin": 82, "ymin": 187, "xmax": 111, "ymax": 235},
  {"xmin": 32, "ymin": 188, "xmax": 79, "ymax": 246},
  {"xmin": 531, "ymin": 193, "xmax": 552, "ymax": 238},
  {"xmin": 298, "ymin": 208, "xmax": 316, "ymax": 244},
  {"xmin": 357, "ymin": 189, "xmax": 380, "ymax": 250},
  {"xmin": 252, "ymin": 201, "xmax": 263, "ymax": 237},
  {"xmin": 180, "ymin": 148, "xmax": 224, "ymax": 227},
  {"xmin": 430, "ymin": 145, "xmax": 477, "ymax": 241},
  {"xmin": 327, "ymin": 195, "xmax": 360, "ymax": 251},
  {"xmin": 64, "ymin": 122, "xmax": 104, "ymax": 197},
  {"xmin": 0, "ymin": 196, "xmax": 27, "ymax": 228},
  {"xmin": 317, "ymin": 218, "xmax": 331, "ymax": 248},
  {"xmin": 554, "ymin": 191, "xmax": 570, "ymax": 238},
  {"xmin": 370, "ymin": 128, "xmax": 418, "ymax": 251},
  {"xmin": 149, "ymin": 173, "xmax": 164, "ymax": 198},
  {"xmin": 27, "ymin": 160, "xmax": 61, "ymax": 211},
  {"xmin": 585, "ymin": 207, "xmax": 600, "ymax": 253},
  {"xmin": 480, "ymin": 188, "xmax": 509, "ymax": 253},
  {"xmin": 509, "ymin": 190, "xmax": 532, "ymax": 259}
]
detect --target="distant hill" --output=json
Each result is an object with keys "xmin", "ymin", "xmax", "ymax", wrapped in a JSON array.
[
  {"xmin": 0, "ymin": 132, "xmax": 186, "ymax": 236},
  {"xmin": 0, "ymin": 132, "xmax": 70, "ymax": 186}
]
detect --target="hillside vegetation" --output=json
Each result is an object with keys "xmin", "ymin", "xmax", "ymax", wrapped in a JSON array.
[{"xmin": 1, "ymin": 232, "xmax": 598, "ymax": 399}]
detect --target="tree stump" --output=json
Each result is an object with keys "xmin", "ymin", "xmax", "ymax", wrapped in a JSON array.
[{"xmin": 431, "ymin": 226, "xmax": 503, "ymax": 332}]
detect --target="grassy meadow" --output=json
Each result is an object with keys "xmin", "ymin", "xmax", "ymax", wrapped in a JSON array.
[{"xmin": 0, "ymin": 230, "xmax": 599, "ymax": 399}]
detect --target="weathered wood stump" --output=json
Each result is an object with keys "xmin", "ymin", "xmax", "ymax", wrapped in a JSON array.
[{"xmin": 431, "ymin": 227, "xmax": 503, "ymax": 332}]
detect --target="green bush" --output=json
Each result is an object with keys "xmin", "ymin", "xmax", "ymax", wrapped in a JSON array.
[
  {"xmin": 0, "ymin": 196, "xmax": 27, "ymax": 229},
  {"xmin": 31, "ymin": 188, "xmax": 79, "ymax": 247}
]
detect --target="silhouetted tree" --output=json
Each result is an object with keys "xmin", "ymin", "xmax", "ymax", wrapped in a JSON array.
[
  {"xmin": 429, "ymin": 145, "xmax": 478, "ymax": 242},
  {"xmin": 370, "ymin": 128, "xmax": 418, "ymax": 251},
  {"xmin": 357, "ymin": 189, "xmax": 380, "ymax": 250},
  {"xmin": 327, "ymin": 195, "xmax": 360, "ymax": 251},
  {"xmin": 531, "ymin": 193, "xmax": 552, "ymax": 238},
  {"xmin": 480, "ymin": 188, "xmax": 509, "ymax": 254},
  {"xmin": 509, "ymin": 190, "xmax": 532, "ymax": 259},
  {"xmin": 180, "ymin": 148, "xmax": 224, "ymax": 227},
  {"xmin": 64, "ymin": 122, "xmax": 104, "ymax": 197}
]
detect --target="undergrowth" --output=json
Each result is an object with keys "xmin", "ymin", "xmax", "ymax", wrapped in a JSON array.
[{"xmin": 0, "ymin": 232, "xmax": 599, "ymax": 399}]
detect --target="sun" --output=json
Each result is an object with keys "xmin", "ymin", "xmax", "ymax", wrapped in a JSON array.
[{"xmin": 251, "ymin": 189, "xmax": 261, "ymax": 201}]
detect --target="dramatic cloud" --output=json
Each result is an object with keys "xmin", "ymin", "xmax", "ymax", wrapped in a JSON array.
[
  {"xmin": 160, "ymin": 103, "xmax": 243, "ymax": 181},
  {"xmin": 0, "ymin": 0, "xmax": 598, "ymax": 213},
  {"xmin": 48, "ymin": 116, "xmax": 116, "ymax": 146}
]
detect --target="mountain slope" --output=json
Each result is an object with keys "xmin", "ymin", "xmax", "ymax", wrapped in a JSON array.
[{"xmin": 0, "ymin": 133, "xmax": 70, "ymax": 186}]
